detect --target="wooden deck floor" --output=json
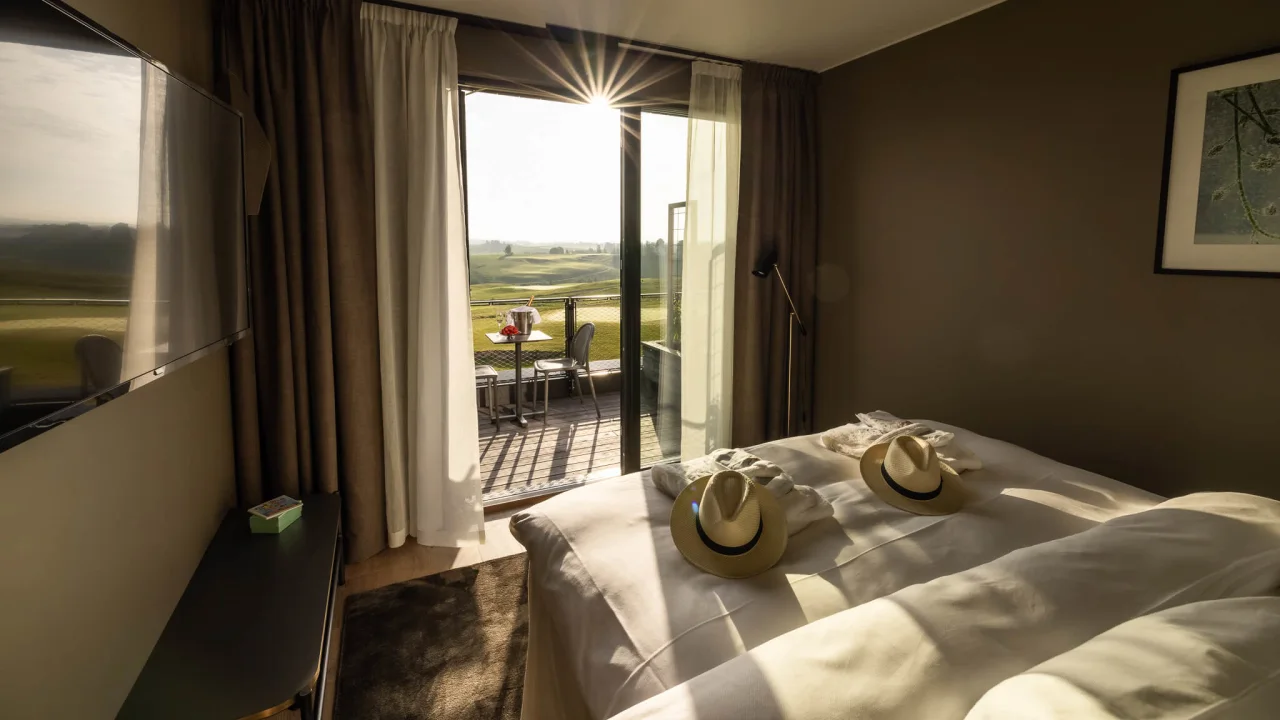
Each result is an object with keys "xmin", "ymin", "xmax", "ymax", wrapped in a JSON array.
[{"xmin": 478, "ymin": 390, "xmax": 679, "ymax": 503}]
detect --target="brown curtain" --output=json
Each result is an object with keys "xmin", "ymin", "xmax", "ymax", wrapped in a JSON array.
[
  {"xmin": 218, "ymin": 0, "xmax": 387, "ymax": 562},
  {"xmin": 733, "ymin": 62, "xmax": 820, "ymax": 447}
]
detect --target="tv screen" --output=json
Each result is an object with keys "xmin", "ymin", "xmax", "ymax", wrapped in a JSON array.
[{"xmin": 0, "ymin": 0, "xmax": 248, "ymax": 449}]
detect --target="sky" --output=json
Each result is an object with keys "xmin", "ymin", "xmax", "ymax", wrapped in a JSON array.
[
  {"xmin": 0, "ymin": 41, "xmax": 143, "ymax": 225},
  {"xmin": 0, "ymin": 48, "xmax": 691, "ymax": 237},
  {"xmin": 464, "ymin": 91, "xmax": 688, "ymax": 247}
]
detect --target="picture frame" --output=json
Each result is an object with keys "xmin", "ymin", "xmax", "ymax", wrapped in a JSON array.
[{"xmin": 1155, "ymin": 46, "xmax": 1280, "ymax": 277}]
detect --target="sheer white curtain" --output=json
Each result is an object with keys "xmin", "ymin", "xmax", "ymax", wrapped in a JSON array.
[
  {"xmin": 363, "ymin": 5, "xmax": 483, "ymax": 548},
  {"xmin": 126, "ymin": 63, "xmax": 220, "ymax": 392},
  {"xmin": 123, "ymin": 66, "xmax": 165, "ymax": 388},
  {"xmin": 681, "ymin": 61, "xmax": 742, "ymax": 457}
]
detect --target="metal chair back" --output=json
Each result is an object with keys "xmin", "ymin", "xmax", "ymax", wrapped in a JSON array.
[{"xmin": 570, "ymin": 323, "xmax": 595, "ymax": 367}]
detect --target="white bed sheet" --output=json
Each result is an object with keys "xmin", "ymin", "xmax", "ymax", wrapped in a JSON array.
[
  {"xmin": 509, "ymin": 422, "xmax": 1163, "ymax": 719},
  {"xmin": 611, "ymin": 492, "xmax": 1280, "ymax": 720},
  {"xmin": 967, "ymin": 596, "xmax": 1280, "ymax": 720}
]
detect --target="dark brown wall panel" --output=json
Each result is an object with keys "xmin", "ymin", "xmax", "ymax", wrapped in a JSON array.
[{"xmin": 817, "ymin": 0, "xmax": 1280, "ymax": 498}]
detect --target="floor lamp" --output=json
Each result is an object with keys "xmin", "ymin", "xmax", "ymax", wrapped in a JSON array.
[{"xmin": 751, "ymin": 248, "xmax": 807, "ymax": 437}]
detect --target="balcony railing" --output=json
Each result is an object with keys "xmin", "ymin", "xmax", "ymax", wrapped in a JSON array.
[{"xmin": 470, "ymin": 292, "xmax": 679, "ymax": 372}]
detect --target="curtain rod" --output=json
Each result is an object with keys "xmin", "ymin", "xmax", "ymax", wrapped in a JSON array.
[
  {"xmin": 363, "ymin": 0, "xmax": 551, "ymax": 39},
  {"xmin": 616, "ymin": 41, "xmax": 741, "ymax": 66},
  {"xmin": 362, "ymin": 0, "xmax": 745, "ymax": 66}
]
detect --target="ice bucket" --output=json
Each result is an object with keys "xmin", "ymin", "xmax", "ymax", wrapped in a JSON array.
[{"xmin": 510, "ymin": 307, "xmax": 536, "ymax": 335}]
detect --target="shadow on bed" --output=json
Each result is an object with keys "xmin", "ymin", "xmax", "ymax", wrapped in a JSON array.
[
  {"xmin": 641, "ymin": 472, "xmax": 791, "ymax": 720},
  {"xmin": 619, "ymin": 498, "xmax": 1280, "ymax": 719},
  {"xmin": 868, "ymin": 503, "xmax": 1280, "ymax": 717},
  {"xmin": 633, "ymin": 486, "xmax": 1112, "ymax": 717},
  {"xmin": 602, "ymin": 426, "xmax": 1163, "ymax": 718}
]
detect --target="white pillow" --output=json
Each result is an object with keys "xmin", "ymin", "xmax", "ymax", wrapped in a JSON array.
[{"xmin": 966, "ymin": 596, "xmax": 1280, "ymax": 720}]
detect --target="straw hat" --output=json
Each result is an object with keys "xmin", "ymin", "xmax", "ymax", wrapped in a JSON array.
[
  {"xmin": 860, "ymin": 436, "xmax": 966, "ymax": 515},
  {"xmin": 670, "ymin": 470, "xmax": 787, "ymax": 578}
]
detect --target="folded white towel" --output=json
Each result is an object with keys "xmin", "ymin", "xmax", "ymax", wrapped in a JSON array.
[
  {"xmin": 821, "ymin": 411, "xmax": 983, "ymax": 472},
  {"xmin": 651, "ymin": 449, "xmax": 834, "ymax": 536}
]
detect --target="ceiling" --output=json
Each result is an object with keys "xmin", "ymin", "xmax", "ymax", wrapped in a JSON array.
[{"xmin": 400, "ymin": 0, "xmax": 1007, "ymax": 71}]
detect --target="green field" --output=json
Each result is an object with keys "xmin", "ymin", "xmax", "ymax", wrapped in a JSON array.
[
  {"xmin": 0, "ymin": 305, "xmax": 127, "ymax": 388},
  {"xmin": 0, "ymin": 263, "xmax": 129, "ymax": 300},
  {"xmin": 0, "ymin": 251, "xmax": 674, "ymax": 385},
  {"xmin": 469, "ymin": 251, "xmax": 677, "ymax": 369},
  {"xmin": 469, "ymin": 253, "xmax": 618, "ymax": 292},
  {"xmin": 0, "ymin": 256, "xmax": 130, "ymax": 388}
]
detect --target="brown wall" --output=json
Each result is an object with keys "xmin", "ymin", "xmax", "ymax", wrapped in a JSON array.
[
  {"xmin": 816, "ymin": 0, "xmax": 1280, "ymax": 499},
  {"xmin": 0, "ymin": 1, "xmax": 234, "ymax": 718},
  {"xmin": 64, "ymin": 0, "xmax": 214, "ymax": 84}
]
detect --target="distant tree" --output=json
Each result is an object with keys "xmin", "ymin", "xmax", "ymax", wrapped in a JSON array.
[
  {"xmin": 641, "ymin": 240, "xmax": 661, "ymax": 278},
  {"xmin": 549, "ymin": 246, "xmax": 565, "ymax": 255},
  {"xmin": 109, "ymin": 222, "xmax": 134, "ymax": 242},
  {"xmin": 504, "ymin": 244, "xmax": 513, "ymax": 258}
]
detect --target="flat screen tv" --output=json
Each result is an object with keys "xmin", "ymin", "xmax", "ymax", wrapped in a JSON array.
[{"xmin": 0, "ymin": 0, "xmax": 248, "ymax": 451}]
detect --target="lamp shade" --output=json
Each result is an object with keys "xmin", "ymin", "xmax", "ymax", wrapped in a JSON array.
[{"xmin": 752, "ymin": 248, "xmax": 778, "ymax": 278}]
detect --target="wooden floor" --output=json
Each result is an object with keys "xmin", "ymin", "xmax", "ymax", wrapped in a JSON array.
[{"xmin": 479, "ymin": 389, "xmax": 680, "ymax": 503}]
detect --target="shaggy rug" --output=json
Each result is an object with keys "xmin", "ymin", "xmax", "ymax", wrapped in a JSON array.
[{"xmin": 334, "ymin": 554, "xmax": 529, "ymax": 720}]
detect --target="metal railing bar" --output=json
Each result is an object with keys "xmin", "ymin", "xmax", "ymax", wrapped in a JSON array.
[
  {"xmin": 469, "ymin": 292, "xmax": 678, "ymax": 306},
  {"xmin": 0, "ymin": 298, "xmax": 131, "ymax": 306}
]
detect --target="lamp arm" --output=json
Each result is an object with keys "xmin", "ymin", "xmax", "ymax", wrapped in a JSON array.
[{"xmin": 771, "ymin": 264, "xmax": 807, "ymax": 336}]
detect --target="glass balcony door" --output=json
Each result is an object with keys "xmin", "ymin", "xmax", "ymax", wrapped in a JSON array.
[
  {"xmin": 634, "ymin": 110, "xmax": 688, "ymax": 468},
  {"xmin": 462, "ymin": 92, "xmax": 689, "ymax": 501},
  {"xmin": 463, "ymin": 91, "xmax": 624, "ymax": 503}
]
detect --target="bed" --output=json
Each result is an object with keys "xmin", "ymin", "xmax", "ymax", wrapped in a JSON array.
[{"xmin": 509, "ymin": 421, "xmax": 1280, "ymax": 719}]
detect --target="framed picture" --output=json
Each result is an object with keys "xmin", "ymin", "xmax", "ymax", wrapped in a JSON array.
[{"xmin": 1156, "ymin": 47, "xmax": 1280, "ymax": 277}]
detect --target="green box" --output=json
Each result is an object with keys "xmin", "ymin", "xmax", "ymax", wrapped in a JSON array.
[{"xmin": 249, "ymin": 504, "xmax": 302, "ymax": 534}]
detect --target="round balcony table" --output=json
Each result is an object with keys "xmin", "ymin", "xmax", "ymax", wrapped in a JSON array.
[{"xmin": 484, "ymin": 330, "xmax": 553, "ymax": 428}]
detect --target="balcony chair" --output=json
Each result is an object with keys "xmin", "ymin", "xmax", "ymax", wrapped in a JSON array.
[
  {"xmin": 75, "ymin": 334, "xmax": 122, "ymax": 399},
  {"xmin": 475, "ymin": 365, "xmax": 499, "ymax": 425},
  {"xmin": 533, "ymin": 322, "xmax": 600, "ymax": 421}
]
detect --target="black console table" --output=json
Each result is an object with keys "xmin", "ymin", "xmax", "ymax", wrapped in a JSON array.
[{"xmin": 118, "ymin": 493, "xmax": 343, "ymax": 719}]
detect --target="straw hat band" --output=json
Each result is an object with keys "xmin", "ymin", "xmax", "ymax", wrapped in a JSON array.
[
  {"xmin": 880, "ymin": 464, "xmax": 943, "ymax": 501},
  {"xmin": 695, "ymin": 513, "xmax": 763, "ymax": 556}
]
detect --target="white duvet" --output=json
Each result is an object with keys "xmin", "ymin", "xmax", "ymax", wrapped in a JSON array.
[
  {"xmin": 612, "ymin": 492, "xmax": 1280, "ymax": 719},
  {"xmin": 509, "ymin": 423, "xmax": 1169, "ymax": 719},
  {"xmin": 969, "ymin": 596, "xmax": 1280, "ymax": 719}
]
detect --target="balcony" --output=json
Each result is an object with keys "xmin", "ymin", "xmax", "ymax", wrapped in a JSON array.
[
  {"xmin": 477, "ymin": 389, "xmax": 679, "ymax": 504},
  {"xmin": 473, "ymin": 293, "xmax": 681, "ymax": 504}
]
